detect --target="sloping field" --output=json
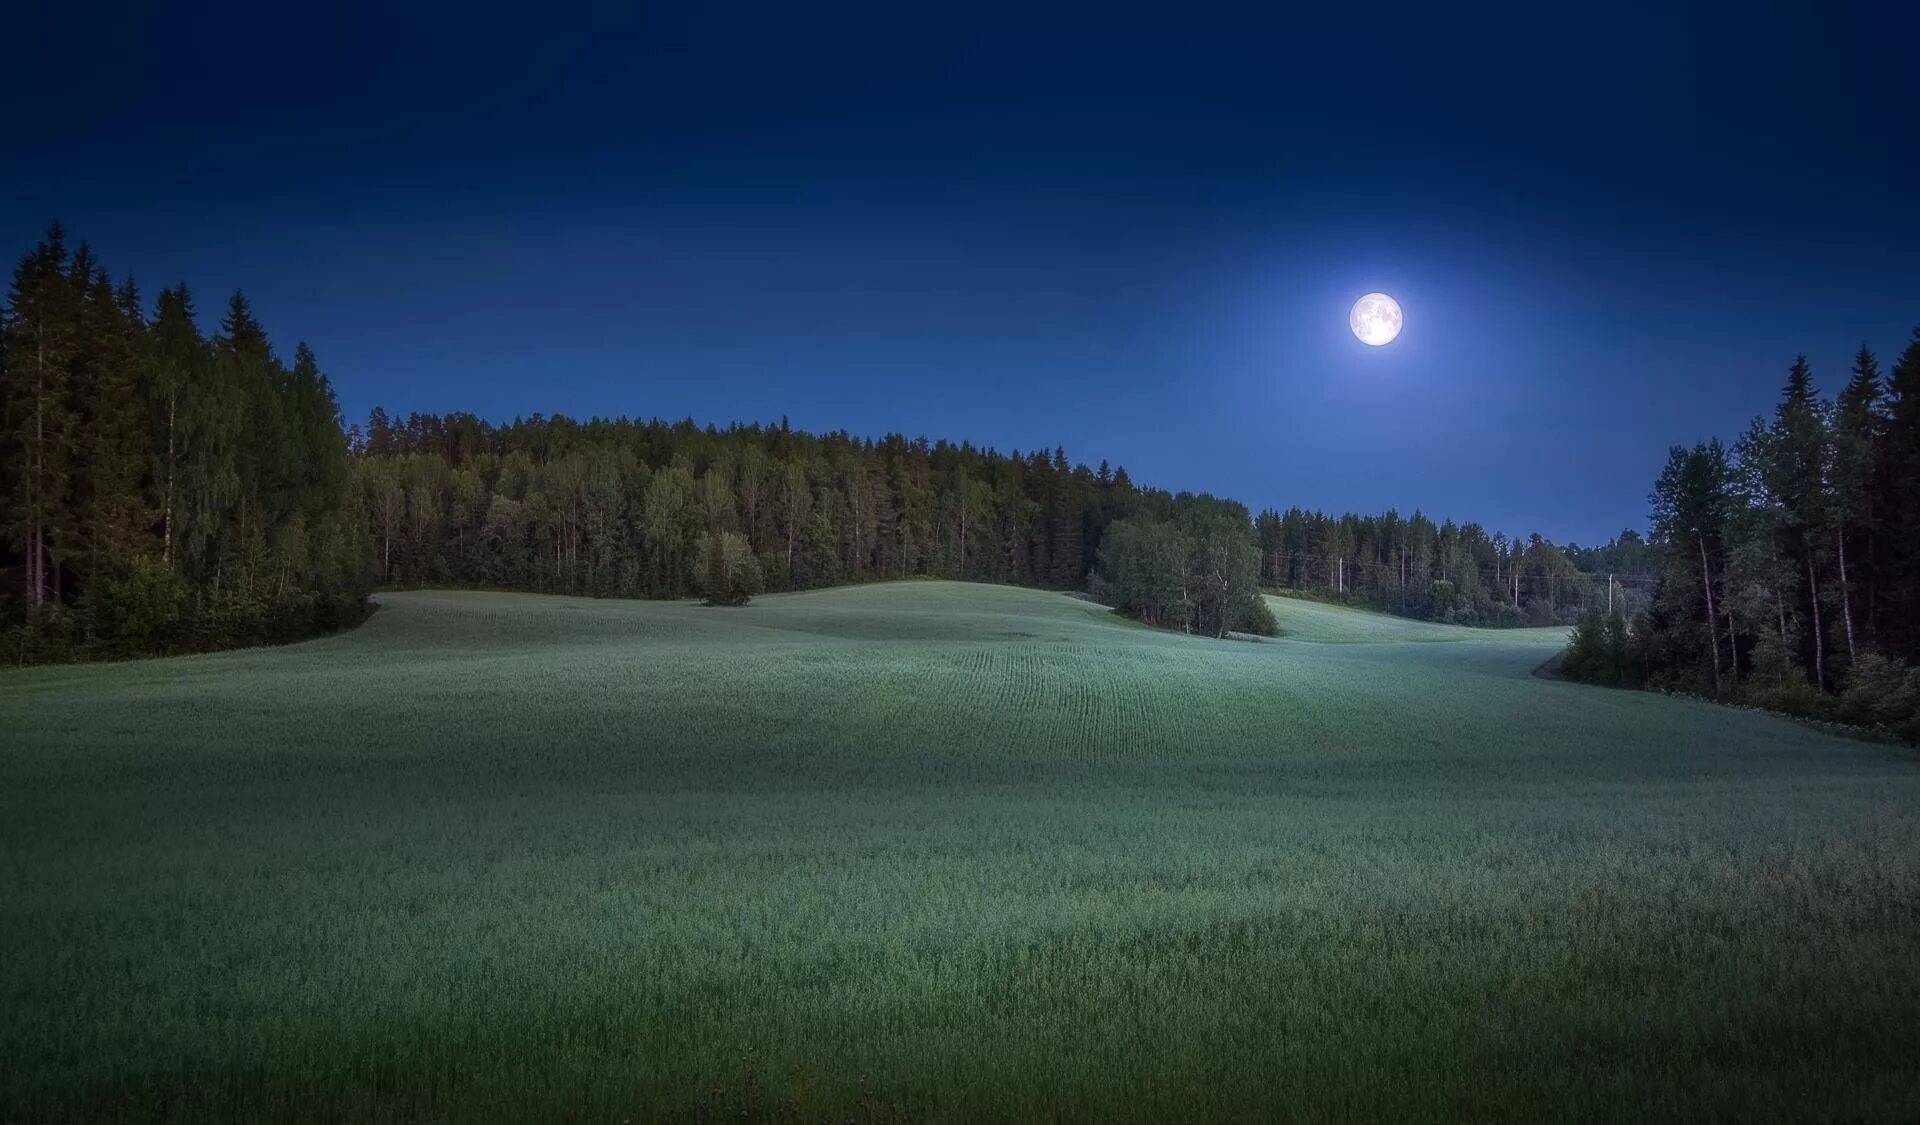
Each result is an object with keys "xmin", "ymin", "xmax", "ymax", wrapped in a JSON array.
[
  {"xmin": 1265, "ymin": 592, "xmax": 1570, "ymax": 646},
  {"xmin": 4, "ymin": 582, "xmax": 1918, "ymax": 1122}
]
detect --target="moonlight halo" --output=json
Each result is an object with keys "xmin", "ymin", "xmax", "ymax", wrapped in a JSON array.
[{"xmin": 1349, "ymin": 292, "xmax": 1403, "ymax": 346}]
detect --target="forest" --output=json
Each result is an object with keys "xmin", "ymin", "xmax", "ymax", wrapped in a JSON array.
[
  {"xmin": 339, "ymin": 400, "xmax": 1648, "ymax": 632},
  {"xmin": 0, "ymin": 222, "xmax": 1781, "ymax": 665},
  {"xmin": 1561, "ymin": 339, "xmax": 1920, "ymax": 740},
  {"xmin": 0, "ymin": 225, "xmax": 370, "ymax": 662}
]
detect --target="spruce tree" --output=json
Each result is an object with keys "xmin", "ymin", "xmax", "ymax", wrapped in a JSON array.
[
  {"xmin": 74, "ymin": 270, "xmax": 154, "ymax": 604},
  {"xmin": 147, "ymin": 286, "xmax": 205, "ymax": 567},
  {"xmin": 1833, "ymin": 346, "xmax": 1883, "ymax": 651},
  {"xmin": 1762, "ymin": 356, "xmax": 1835, "ymax": 684},
  {"xmin": 157, "ymin": 285, "xmax": 243, "ymax": 580},
  {"xmin": 287, "ymin": 342, "xmax": 349, "ymax": 523},
  {"xmin": 1, "ymin": 226, "xmax": 80, "ymax": 610},
  {"xmin": 1880, "ymin": 327, "xmax": 1920, "ymax": 661},
  {"xmin": 1650, "ymin": 440, "xmax": 1734, "ymax": 695}
]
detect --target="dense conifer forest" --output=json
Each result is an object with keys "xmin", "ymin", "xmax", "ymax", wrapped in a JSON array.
[
  {"xmin": 1561, "ymin": 337, "xmax": 1920, "ymax": 740},
  {"xmin": 344, "ymin": 406, "xmax": 1621, "ymax": 638},
  {"xmin": 0, "ymin": 226, "xmax": 370, "ymax": 662}
]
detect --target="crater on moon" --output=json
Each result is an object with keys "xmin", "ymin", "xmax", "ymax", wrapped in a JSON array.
[{"xmin": 1350, "ymin": 292, "xmax": 1402, "ymax": 346}]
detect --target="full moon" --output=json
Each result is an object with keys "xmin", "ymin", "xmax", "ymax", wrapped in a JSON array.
[{"xmin": 1349, "ymin": 292, "xmax": 1403, "ymax": 346}]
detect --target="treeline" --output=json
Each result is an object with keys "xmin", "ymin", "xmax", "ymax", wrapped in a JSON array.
[
  {"xmin": 347, "ymin": 410, "xmax": 1618, "ymax": 639},
  {"xmin": 351, "ymin": 408, "xmax": 1277, "ymax": 633},
  {"xmin": 1253, "ymin": 508, "xmax": 1649, "ymax": 627},
  {"xmin": 1562, "ymin": 335, "xmax": 1920, "ymax": 741},
  {"xmin": 0, "ymin": 225, "xmax": 371, "ymax": 662},
  {"xmin": 352, "ymin": 409, "xmax": 1126, "ymax": 597}
]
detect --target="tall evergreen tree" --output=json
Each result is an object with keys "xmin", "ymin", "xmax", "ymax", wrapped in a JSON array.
[
  {"xmin": 1881, "ymin": 327, "xmax": 1920, "ymax": 662},
  {"xmin": 73, "ymin": 270, "xmax": 153, "ymax": 598},
  {"xmin": 1, "ymin": 226, "xmax": 80, "ymax": 609},
  {"xmin": 1833, "ymin": 346, "xmax": 1883, "ymax": 652},
  {"xmin": 1649, "ymin": 440, "xmax": 1734, "ymax": 696},
  {"xmin": 169, "ymin": 287, "xmax": 244, "ymax": 580},
  {"xmin": 148, "ymin": 286, "xmax": 206, "ymax": 566},
  {"xmin": 1758, "ymin": 357, "xmax": 1835, "ymax": 684}
]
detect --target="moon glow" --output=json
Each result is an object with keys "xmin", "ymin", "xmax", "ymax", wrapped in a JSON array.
[{"xmin": 1349, "ymin": 292, "xmax": 1403, "ymax": 346}]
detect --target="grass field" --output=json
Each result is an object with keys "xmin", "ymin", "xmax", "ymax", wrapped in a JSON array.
[{"xmin": 4, "ymin": 581, "xmax": 1919, "ymax": 1122}]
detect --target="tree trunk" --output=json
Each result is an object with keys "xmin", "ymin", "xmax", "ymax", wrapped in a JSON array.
[
  {"xmin": 1807, "ymin": 554, "xmax": 1825, "ymax": 688},
  {"xmin": 1719, "ymin": 561, "xmax": 1736, "ymax": 681},
  {"xmin": 1837, "ymin": 527, "xmax": 1857, "ymax": 663},
  {"xmin": 31, "ymin": 334, "xmax": 46, "ymax": 608},
  {"xmin": 162, "ymin": 396, "xmax": 176, "ymax": 564},
  {"xmin": 1774, "ymin": 583, "xmax": 1789, "ymax": 683},
  {"xmin": 1698, "ymin": 533, "xmax": 1721, "ymax": 697},
  {"xmin": 1727, "ymin": 600, "xmax": 1738, "ymax": 679},
  {"xmin": 29, "ymin": 521, "xmax": 42, "ymax": 609},
  {"xmin": 1865, "ymin": 526, "xmax": 1877, "ymax": 635}
]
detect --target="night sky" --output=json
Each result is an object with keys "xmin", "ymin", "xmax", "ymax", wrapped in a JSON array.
[{"xmin": 10, "ymin": 2, "xmax": 1918, "ymax": 544}]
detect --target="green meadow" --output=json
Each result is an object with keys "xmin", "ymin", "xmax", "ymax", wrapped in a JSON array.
[{"xmin": 4, "ymin": 582, "xmax": 1918, "ymax": 1122}]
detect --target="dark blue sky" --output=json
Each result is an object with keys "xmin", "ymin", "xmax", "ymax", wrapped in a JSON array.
[{"xmin": 9, "ymin": 1, "xmax": 1918, "ymax": 543}]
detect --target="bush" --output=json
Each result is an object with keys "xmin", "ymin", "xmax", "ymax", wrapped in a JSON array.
[
  {"xmin": 1839, "ymin": 652, "xmax": 1920, "ymax": 739},
  {"xmin": 1237, "ymin": 594, "xmax": 1279, "ymax": 637},
  {"xmin": 695, "ymin": 531, "xmax": 762, "ymax": 607},
  {"xmin": 1560, "ymin": 609, "xmax": 1630, "ymax": 686},
  {"xmin": 2, "ymin": 605, "xmax": 79, "ymax": 665},
  {"xmin": 97, "ymin": 558, "xmax": 188, "ymax": 656},
  {"xmin": 1745, "ymin": 676, "xmax": 1828, "ymax": 721},
  {"xmin": 758, "ymin": 554, "xmax": 789, "ymax": 594}
]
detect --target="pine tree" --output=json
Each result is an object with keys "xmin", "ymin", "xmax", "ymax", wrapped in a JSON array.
[
  {"xmin": 219, "ymin": 291, "xmax": 293, "ymax": 556},
  {"xmin": 1833, "ymin": 346, "xmax": 1883, "ymax": 652},
  {"xmin": 1650, "ymin": 440, "xmax": 1734, "ymax": 695},
  {"xmin": 1048, "ymin": 450, "xmax": 1086, "ymax": 589},
  {"xmin": 365, "ymin": 407, "xmax": 394, "ymax": 456},
  {"xmin": 148, "ymin": 286, "xmax": 204, "ymax": 567},
  {"xmin": 74, "ymin": 270, "xmax": 154, "ymax": 601},
  {"xmin": 286, "ymin": 343, "xmax": 349, "ymax": 523},
  {"xmin": 1, "ymin": 226, "xmax": 80, "ymax": 610},
  {"xmin": 1881, "ymin": 327, "xmax": 1920, "ymax": 661},
  {"xmin": 157, "ymin": 285, "xmax": 244, "ymax": 580},
  {"xmin": 1761, "ymin": 356, "xmax": 1835, "ymax": 685}
]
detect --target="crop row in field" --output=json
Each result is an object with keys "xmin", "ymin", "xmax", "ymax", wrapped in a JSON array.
[{"xmin": 3, "ymin": 583, "xmax": 1917, "ymax": 1121}]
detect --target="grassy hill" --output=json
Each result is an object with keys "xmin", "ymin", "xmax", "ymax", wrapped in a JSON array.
[
  {"xmin": 4, "ymin": 582, "xmax": 1918, "ymax": 1121},
  {"xmin": 1264, "ymin": 592, "xmax": 1570, "ymax": 646}
]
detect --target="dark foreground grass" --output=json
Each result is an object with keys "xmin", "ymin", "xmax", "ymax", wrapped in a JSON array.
[{"xmin": 3, "ymin": 583, "xmax": 1919, "ymax": 1122}]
